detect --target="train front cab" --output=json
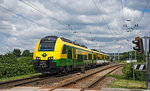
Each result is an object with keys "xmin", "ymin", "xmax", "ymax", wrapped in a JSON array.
[{"xmin": 33, "ymin": 36, "xmax": 63, "ymax": 73}]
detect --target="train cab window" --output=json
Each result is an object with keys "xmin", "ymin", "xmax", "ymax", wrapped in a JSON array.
[
  {"xmin": 39, "ymin": 36, "xmax": 57, "ymax": 51},
  {"xmin": 62, "ymin": 45, "xmax": 66, "ymax": 54},
  {"xmin": 39, "ymin": 41, "xmax": 55, "ymax": 51}
]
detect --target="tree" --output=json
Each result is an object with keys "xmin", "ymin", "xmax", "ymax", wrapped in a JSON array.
[
  {"xmin": 29, "ymin": 52, "xmax": 33, "ymax": 57},
  {"xmin": 120, "ymin": 51, "xmax": 145, "ymax": 63},
  {"xmin": 22, "ymin": 50, "xmax": 30, "ymax": 57},
  {"xmin": 13, "ymin": 49, "xmax": 21, "ymax": 57},
  {"xmin": 0, "ymin": 55, "xmax": 2, "ymax": 59}
]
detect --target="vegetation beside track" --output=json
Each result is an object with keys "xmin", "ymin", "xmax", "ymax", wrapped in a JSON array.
[
  {"xmin": 109, "ymin": 78, "xmax": 147, "ymax": 89},
  {"xmin": 0, "ymin": 49, "xmax": 36, "ymax": 80},
  {"xmin": 108, "ymin": 50, "xmax": 147, "ymax": 89},
  {"xmin": 107, "ymin": 63, "xmax": 148, "ymax": 89},
  {"xmin": 123, "ymin": 63, "xmax": 146, "ymax": 80},
  {"xmin": 0, "ymin": 73, "xmax": 40, "ymax": 82}
]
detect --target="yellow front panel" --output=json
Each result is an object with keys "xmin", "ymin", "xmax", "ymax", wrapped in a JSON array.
[
  {"xmin": 35, "ymin": 51, "xmax": 54, "ymax": 60},
  {"xmin": 33, "ymin": 39, "xmax": 41, "ymax": 60},
  {"xmin": 33, "ymin": 38, "xmax": 63, "ymax": 60},
  {"xmin": 54, "ymin": 38, "xmax": 64, "ymax": 60}
]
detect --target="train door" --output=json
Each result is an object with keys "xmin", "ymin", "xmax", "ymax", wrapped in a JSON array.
[
  {"xmin": 73, "ymin": 48, "xmax": 76, "ymax": 68},
  {"xmin": 66, "ymin": 46, "xmax": 72, "ymax": 66}
]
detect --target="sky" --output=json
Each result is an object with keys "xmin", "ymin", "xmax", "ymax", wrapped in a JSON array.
[{"xmin": 0, "ymin": 0, "xmax": 150, "ymax": 54}]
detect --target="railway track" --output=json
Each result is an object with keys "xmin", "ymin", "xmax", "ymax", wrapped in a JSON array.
[
  {"xmin": 0, "ymin": 64, "xmax": 123, "ymax": 90},
  {"xmin": 42, "ymin": 64, "xmax": 124, "ymax": 91},
  {"xmin": 0, "ymin": 74, "xmax": 52, "ymax": 89}
]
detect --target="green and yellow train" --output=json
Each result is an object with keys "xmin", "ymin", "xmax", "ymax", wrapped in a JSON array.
[{"xmin": 33, "ymin": 36, "xmax": 109, "ymax": 74}]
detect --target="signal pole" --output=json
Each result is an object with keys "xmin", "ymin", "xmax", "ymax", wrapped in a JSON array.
[
  {"xmin": 143, "ymin": 36, "xmax": 150, "ymax": 89},
  {"xmin": 135, "ymin": 50, "xmax": 137, "ymax": 60},
  {"xmin": 133, "ymin": 36, "xmax": 149, "ymax": 89}
]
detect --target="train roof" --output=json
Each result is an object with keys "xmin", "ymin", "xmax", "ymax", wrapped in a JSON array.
[
  {"xmin": 42, "ymin": 36, "xmax": 109, "ymax": 56},
  {"xmin": 60, "ymin": 37, "xmax": 87, "ymax": 48}
]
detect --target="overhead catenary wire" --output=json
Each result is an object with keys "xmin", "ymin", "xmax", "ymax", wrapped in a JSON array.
[
  {"xmin": 19, "ymin": 0, "xmax": 67, "ymax": 27},
  {"xmin": 93, "ymin": 0, "xmax": 129, "ymax": 42},
  {"xmin": 137, "ymin": 0, "xmax": 150, "ymax": 25},
  {"xmin": 47, "ymin": 0, "xmax": 66, "ymax": 17},
  {"xmin": 132, "ymin": 0, "xmax": 150, "ymax": 39},
  {"xmin": 92, "ymin": 0, "xmax": 117, "ymax": 37},
  {"xmin": 46, "ymin": 0, "xmax": 73, "ymax": 36},
  {"xmin": 0, "ymin": 5, "xmax": 44, "ymax": 28},
  {"xmin": 19, "ymin": 0, "xmax": 70, "ymax": 36},
  {"xmin": 92, "ymin": 0, "xmax": 120, "ymax": 53},
  {"xmin": 0, "ymin": 5, "xmax": 59, "ymax": 36},
  {"xmin": 47, "ymin": 0, "xmax": 96, "ymax": 44},
  {"xmin": 99, "ymin": 0, "xmax": 128, "ymax": 37},
  {"xmin": 119, "ymin": 0, "xmax": 127, "ymax": 34},
  {"xmin": 122, "ymin": 0, "xmax": 150, "ymax": 39},
  {"xmin": 92, "ymin": 0, "xmax": 129, "ymax": 42},
  {"xmin": 97, "ymin": 0, "xmax": 132, "ymax": 52},
  {"xmin": 47, "ymin": 0, "xmax": 107, "ymax": 46},
  {"xmin": 121, "ymin": 0, "xmax": 125, "ymax": 23}
]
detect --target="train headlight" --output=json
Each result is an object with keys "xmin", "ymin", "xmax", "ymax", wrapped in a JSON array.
[
  {"xmin": 48, "ymin": 57, "xmax": 53, "ymax": 60},
  {"xmin": 36, "ymin": 57, "xmax": 40, "ymax": 60}
]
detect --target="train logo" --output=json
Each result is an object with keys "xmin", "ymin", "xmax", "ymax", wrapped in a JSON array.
[{"xmin": 42, "ymin": 53, "xmax": 47, "ymax": 57}]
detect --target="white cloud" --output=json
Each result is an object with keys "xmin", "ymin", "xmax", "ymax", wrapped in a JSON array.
[{"xmin": 0, "ymin": 0, "xmax": 149, "ymax": 54}]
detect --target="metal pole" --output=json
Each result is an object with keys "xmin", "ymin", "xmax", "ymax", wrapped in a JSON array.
[
  {"xmin": 118, "ymin": 51, "xmax": 119, "ymax": 64},
  {"xmin": 114, "ymin": 40, "xmax": 117, "ymax": 63},
  {"xmin": 130, "ymin": 28, "xmax": 132, "ymax": 62},
  {"xmin": 72, "ymin": 27, "xmax": 75, "ymax": 42},
  {"xmin": 135, "ymin": 51, "xmax": 136, "ymax": 60},
  {"xmin": 118, "ymin": 46, "xmax": 120, "ymax": 64},
  {"xmin": 144, "ymin": 36, "xmax": 149, "ymax": 89}
]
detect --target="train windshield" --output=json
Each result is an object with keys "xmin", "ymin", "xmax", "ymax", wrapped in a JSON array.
[
  {"xmin": 39, "ymin": 42, "xmax": 55, "ymax": 51},
  {"xmin": 39, "ymin": 36, "xmax": 58, "ymax": 51}
]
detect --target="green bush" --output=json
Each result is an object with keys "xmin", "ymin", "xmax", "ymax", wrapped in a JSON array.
[
  {"xmin": 122, "ymin": 63, "xmax": 146, "ymax": 81},
  {"xmin": 122, "ymin": 63, "xmax": 133, "ymax": 79},
  {"xmin": 135, "ymin": 71, "xmax": 145, "ymax": 81},
  {"xmin": 0, "ymin": 53, "xmax": 35, "ymax": 78},
  {"xmin": 18, "ymin": 57, "xmax": 33, "ymax": 65}
]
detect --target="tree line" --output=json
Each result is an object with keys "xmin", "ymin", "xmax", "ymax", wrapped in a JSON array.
[{"xmin": 11, "ymin": 49, "xmax": 33, "ymax": 57}]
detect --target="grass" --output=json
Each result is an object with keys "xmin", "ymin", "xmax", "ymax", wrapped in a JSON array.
[
  {"xmin": 107, "ymin": 74, "xmax": 149, "ymax": 89},
  {"xmin": 0, "ymin": 73, "xmax": 41, "ymax": 83}
]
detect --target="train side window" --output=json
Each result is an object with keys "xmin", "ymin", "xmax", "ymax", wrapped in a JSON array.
[
  {"xmin": 102, "ymin": 56, "xmax": 104, "ymax": 59},
  {"xmin": 68, "ymin": 49, "xmax": 72, "ymax": 59},
  {"xmin": 88, "ymin": 54, "xmax": 92, "ymax": 60},
  {"xmin": 85, "ymin": 55, "xmax": 87, "ymax": 60},
  {"xmin": 98, "ymin": 57, "xmax": 102, "ymax": 60},
  {"xmin": 94, "ymin": 54, "xmax": 96, "ymax": 60},
  {"xmin": 78, "ymin": 54, "xmax": 83, "ymax": 62},
  {"xmin": 62, "ymin": 45, "xmax": 66, "ymax": 54}
]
